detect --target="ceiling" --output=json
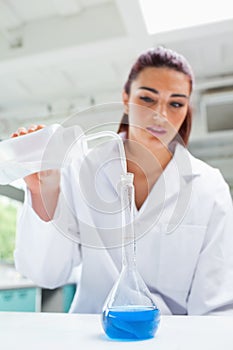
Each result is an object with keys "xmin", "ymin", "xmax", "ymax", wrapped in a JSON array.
[{"xmin": 1, "ymin": 0, "xmax": 233, "ymax": 138}]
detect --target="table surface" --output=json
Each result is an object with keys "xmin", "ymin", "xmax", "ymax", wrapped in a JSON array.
[{"xmin": 1, "ymin": 312, "xmax": 233, "ymax": 350}]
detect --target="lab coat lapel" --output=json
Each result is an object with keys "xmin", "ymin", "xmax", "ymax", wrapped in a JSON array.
[
  {"xmin": 161, "ymin": 143, "xmax": 201, "ymax": 203},
  {"xmin": 155, "ymin": 144, "xmax": 201, "ymax": 232},
  {"xmin": 134, "ymin": 144, "xmax": 201, "ymax": 232},
  {"xmin": 101, "ymin": 141, "xmax": 201, "ymax": 228}
]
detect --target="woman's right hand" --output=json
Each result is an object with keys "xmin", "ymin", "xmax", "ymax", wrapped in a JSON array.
[
  {"xmin": 11, "ymin": 124, "xmax": 61, "ymax": 221},
  {"xmin": 11, "ymin": 125, "xmax": 43, "ymax": 192}
]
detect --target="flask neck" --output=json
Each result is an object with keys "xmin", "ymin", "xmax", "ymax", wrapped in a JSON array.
[{"xmin": 121, "ymin": 173, "xmax": 136, "ymax": 270}]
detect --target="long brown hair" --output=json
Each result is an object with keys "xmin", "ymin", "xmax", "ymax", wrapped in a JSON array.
[{"xmin": 117, "ymin": 46, "xmax": 194, "ymax": 145}]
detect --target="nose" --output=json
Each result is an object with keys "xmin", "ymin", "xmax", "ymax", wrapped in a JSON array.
[
  {"xmin": 152, "ymin": 112, "xmax": 167, "ymax": 124},
  {"xmin": 152, "ymin": 103, "xmax": 168, "ymax": 121}
]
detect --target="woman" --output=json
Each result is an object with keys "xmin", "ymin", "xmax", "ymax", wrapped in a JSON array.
[{"xmin": 13, "ymin": 47, "xmax": 233, "ymax": 315}]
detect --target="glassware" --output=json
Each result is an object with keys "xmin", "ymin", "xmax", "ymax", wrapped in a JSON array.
[
  {"xmin": 102, "ymin": 172, "xmax": 160, "ymax": 341},
  {"xmin": 80, "ymin": 130, "xmax": 127, "ymax": 174}
]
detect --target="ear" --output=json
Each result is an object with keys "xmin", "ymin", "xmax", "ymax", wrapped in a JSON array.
[{"xmin": 122, "ymin": 90, "xmax": 129, "ymax": 114}]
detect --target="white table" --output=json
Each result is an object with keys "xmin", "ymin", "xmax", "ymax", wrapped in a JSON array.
[{"xmin": 1, "ymin": 312, "xmax": 233, "ymax": 350}]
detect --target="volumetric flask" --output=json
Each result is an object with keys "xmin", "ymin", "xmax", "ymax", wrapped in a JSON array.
[{"xmin": 102, "ymin": 172, "xmax": 160, "ymax": 341}]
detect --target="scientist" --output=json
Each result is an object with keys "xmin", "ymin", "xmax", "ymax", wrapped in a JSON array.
[{"xmin": 13, "ymin": 46, "xmax": 233, "ymax": 315}]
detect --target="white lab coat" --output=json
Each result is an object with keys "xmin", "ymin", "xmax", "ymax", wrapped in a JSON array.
[{"xmin": 14, "ymin": 140, "xmax": 233, "ymax": 315}]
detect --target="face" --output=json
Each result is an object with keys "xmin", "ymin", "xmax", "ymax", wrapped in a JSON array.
[{"xmin": 123, "ymin": 67, "xmax": 191, "ymax": 148}]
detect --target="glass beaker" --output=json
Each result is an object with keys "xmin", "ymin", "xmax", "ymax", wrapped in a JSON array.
[{"xmin": 101, "ymin": 172, "xmax": 160, "ymax": 341}]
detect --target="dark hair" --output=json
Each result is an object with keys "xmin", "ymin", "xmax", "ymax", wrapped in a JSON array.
[{"xmin": 117, "ymin": 46, "xmax": 194, "ymax": 145}]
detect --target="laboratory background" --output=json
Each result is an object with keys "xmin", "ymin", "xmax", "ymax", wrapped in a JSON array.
[{"xmin": 0, "ymin": 0, "xmax": 233, "ymax": 315}]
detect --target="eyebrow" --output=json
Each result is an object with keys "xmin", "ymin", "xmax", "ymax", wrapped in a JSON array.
[{"xmin": 138, "ymin": 86, "xmax": 189, "ymax": 99}]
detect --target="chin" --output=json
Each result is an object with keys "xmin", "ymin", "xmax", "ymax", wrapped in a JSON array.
[{"xmin": 149, "ymin": 133, "xmax": 171, "ymax": 146}]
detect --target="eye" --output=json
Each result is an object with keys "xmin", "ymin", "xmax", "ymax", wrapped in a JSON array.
[
  {"xmin": 139, "ymin": 96, "xmax": 155, "ymax": 103},
  {"xmin": 170, "ymin": 102, "xmax": 185, "ymax": 108}
]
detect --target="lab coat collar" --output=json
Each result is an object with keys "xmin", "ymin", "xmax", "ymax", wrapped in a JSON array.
[
  {"xmin": 98, "ymin": 139, "xmax": 202, "ymax": 230},
  {"xmin": 103, "ymin": 140, "xmax": 201, "ymax": 196},
  {"xmin": 118, "ymin": 132, "xmax": 201, "ymax": 179},
  {"xmin": 172, "ymin": 142, "xmax": 201, "ymax": 180}
]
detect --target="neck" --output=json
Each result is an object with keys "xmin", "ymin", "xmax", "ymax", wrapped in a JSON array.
[{"xmin": 124, "ymin": 137, "xmax": 173, "ymax": 174}]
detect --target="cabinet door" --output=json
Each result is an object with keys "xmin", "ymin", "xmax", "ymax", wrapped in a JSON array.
[{"xmin": 0, "ymin": 287, "xmax": 41, "ymax": 312}]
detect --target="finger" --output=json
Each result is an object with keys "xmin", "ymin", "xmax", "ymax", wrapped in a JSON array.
[
  {"xmin": 36, "ymin": 124, "xmax": 46, "ymax": 130},
  {"xmin": 28, "ymin": 125, "xmax": 37, "ymax": 133},
  {"xmin": 10, "ymin": 132, "xmax": 19, "ymax": 138},
  {"xmin": 17, "ymin": 127, "xmax": 28, "ymax": 136}
]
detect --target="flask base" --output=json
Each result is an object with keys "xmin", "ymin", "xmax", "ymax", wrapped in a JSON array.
[{"xmin": 102, "ymin": 306, "xmax": 160, "ymax": 341}]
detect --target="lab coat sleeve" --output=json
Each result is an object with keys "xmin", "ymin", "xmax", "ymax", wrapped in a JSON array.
[
  {"xmin": 187, "ymin": 174, "xmax": 233, "ymax": 315},
  {"xmin": 14, "ymin": 177, "xmax": 81, "ymax": 289}
]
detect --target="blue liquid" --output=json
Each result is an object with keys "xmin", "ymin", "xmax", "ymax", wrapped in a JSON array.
[{"xmin": 102, "ymin": 307, "xmax": 160, "ymax": 340}]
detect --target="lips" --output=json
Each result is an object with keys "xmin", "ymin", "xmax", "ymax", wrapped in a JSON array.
[{"xmin": 146, "ymin": 125, "xmax": 167, "ymax": 135}]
